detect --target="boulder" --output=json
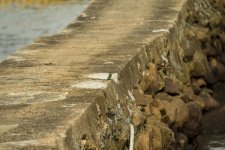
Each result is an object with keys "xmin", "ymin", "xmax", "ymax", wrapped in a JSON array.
[
  {"xmin": 139, "ymin": 70, "xmax": 151, "ymax": 91},
  {"xmin": 182, "ymin": 86, "xmax": 195, "ymax": 102},
  {"xmin": 147, "ymin": 63, "xmax": 165, "ymax": 95},
  {"xmin": 131, "ymin": 109, "xmax": 145, "ymax": 127},
  {"xmin": 135, "ymin": 117, "xmax": 175, "ymax": 150},
  {"xmin": 186, "ymin": 102, "xmax": 202, "ymax": 120},
  {"xmin": 199, "ymin": 91, "xmax": 220, "ymax": 110},
  {"xmin": 164, "ymin": 77, "xmax": 183, "ymax": 95},
  {"xmin": 192, "ymin": 51, "xmax": 210, "ymax": 77},
  {"xmin": 176, "ymin": 133, "xmax": 188, "ymax": 149},
  {"xmin": 171, "ymin": 98, "xmax": 189, "ymax": 127},
  {"xmin": 183, "ymin": 119, "xmax": 202, "ymax": 138},
  {"xmin": 133, "ymin": 89, "xmax": 152, "ymax": 106},
  {"xmin": 192, "ymin": 95, "xmax": 206, "ymax": 109},
  {"xmin": 154, "ymin": 97, "xmax": 189, "ymax": 127}
]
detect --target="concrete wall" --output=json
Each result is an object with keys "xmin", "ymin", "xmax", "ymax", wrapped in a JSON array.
[{"xmin": 0, "ymin": 0, "xmax": 224, "ymax": 149}]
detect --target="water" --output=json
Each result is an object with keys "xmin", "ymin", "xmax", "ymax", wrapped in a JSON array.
[
  {"xmin": 0, "ymin": 0, "xmax": 90, "ymax": 62},
  {"xmin": 202, "ymin": 134, "xmax": 225, "ymax": 150}
]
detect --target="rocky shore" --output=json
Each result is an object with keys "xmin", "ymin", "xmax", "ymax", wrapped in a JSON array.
[
  {"xmin": 132, "ymin": 0, "xmax": 225, "ymax": 149},
  {"xmin": 95, "ymin": 0, "xmax": 225, "ymax": 149}
]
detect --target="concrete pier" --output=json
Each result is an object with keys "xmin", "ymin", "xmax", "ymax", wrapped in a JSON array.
[{"xmin": 1, "ymin": 0, "xmax": 223, "ymax": 149}]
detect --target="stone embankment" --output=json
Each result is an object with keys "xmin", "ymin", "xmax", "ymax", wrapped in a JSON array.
[{"xmin": 0, "ymin": 0, "xmax": 224, "ymax": 149}]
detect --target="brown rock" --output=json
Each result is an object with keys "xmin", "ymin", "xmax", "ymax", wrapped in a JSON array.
[
  {"xmin": 180, "ymin": 38, "xmax": 201, "ymax": 61},
  {"xmin": 182, "ymin": 86, "xmax": 195, "ymax": 102},
  {"xmin": 185, "ymin": 25, "xmax": 209, "ymax": 40},
  {"xmin": 176, "ymin": 133, "xmax": 188, "ymax": 149},
  {"xmin": 186, "ymin": 102, "xmax": 202, "ymax": 120},
  {"xmin": 147, "ymin": 117, "xmax": 175, "ymax": 149},
  {"xmin": 159, "ymin": 98, "xmax": 189, "ymax": 127},
  {"xmin": 151, "ymin": 98, "xmax": 164, "ymax": 109},
  {"xmin": 139, "ymin": 70, "xmax": 151, "ymax": 91},
  {"xmin": 131, "ymin": 109, "xmax": 145, "ymax": 127},
  {"xmin": 154, "ymin": 92, "xmax": 174, "ymax": 102},
  {"xmin": 144, "ymin": 104, "xmax": 161, "ymax": 120},
  {"xmin": 199, "ymin": 91, "xmax": 220, "ymax": 110},
  {"xmin": 205, "ymin": 70, "xmax": 219, "ymax": 85},
  {"xmin": 196, "ymin": 79, "xmax": 207, "ymax": 87},
  {"xmin": 207, "ymin": 58, "xmax": 225, "ymax": 82},
  {"xmin": 191, "ymin": 82, "xmax": 201, "ymax": 95},
  {"xmin": 133, "ymin": 89, "xmax": 152, "ymax": 106},
  {"xmin": 164, "ymin": 77, "xmax": 182, "ymax": 95},
  {"xmin": 135, "ymin": 130, "xmax": 153, "ymax": 150},
  {"xmin": 192, "ymin": 51, "xmax": 210, "ymax": 77},
  {"xmin": 192, "ymin": 95, "xmax": 206, "ymax": 109},
  {"xmin": 147, "ymin": 63, "xmax": 165, "ymax": 95},
  {"xmin": 171, "ymin": 98, "xmax": 189, "ymax": 127},
  {"xmin": 161, "ymin": 100, "xmax": 176, "ymax": 124},
  {"xmin": 183, "ymin": 119, "xmax": 202, "ymax": 138}
]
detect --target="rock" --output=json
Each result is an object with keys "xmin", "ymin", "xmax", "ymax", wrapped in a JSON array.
[
  {"xmin": 185, "ymin": 25, "xmax": 209, "ymax": 40},
  {"xmin": 201, "ymin": 106, "xmax": 225, "ymax": 134},
  {"xmin": 186, "ymin": 102, "xmax": 202, "ymax": 120},
  {"xmin": 201, "ymin": 88, "xmax": 213, "ymax": 95},
  {"xmin": 191, "ymin": 82, "xmax": 201, "ymax": 95},
  {"xmin": 160, "ymin": 100, "xmax": 176, "ymax": 124},
  {"xmin": 155, "ymin": 97, "xmax": 189, "ymax": 127},
  {"xmin": 147, "ymin": 117, "xmax": 175, "ymax": 149},
  {"xmin": 181, "ymin": 86, "xmax": 195, "ymax": 102},
  {"xmin": 205, "ymin": 69, "xmax": 219, "ymax": 84},
  {"xmin": 151, "ymin": 98, "xmax": 164, "ymax": 109},
  {"xmin": 133, "ymin": 89, "xmax": 152, "ymax": 106},
  {"xmin": 199, "ymin": 91, "xmax": 220, "ymax": 110},
  {"xmin": 135, "ymin": 117, "xmax": 175, "ymax": 150},
  {"xmin": 147, "ymin": 63, "xmax": 165, "ymax": 95},
  {"xmin": 171, "ymin": 98, "xmax": 189, "ymax": 127},
  {"xmin": 184, "ymin": 102, "xmax": 202, "ymax": 138},
  {"xmin": 144, "ymin": 104, "xmax": 162, "ymax": 120},
  {"xmin": 154, "ymin": 92, "xmax": 174, "ymax": 102},
  {"xmin": 131, "ymin": 109, "xmax": 145, "ymax": 127},
  {"xmin": 192, "ymin": 51, "xmax": 210, "ymax": 77},
  {"xmin": 139, "ymin": 70, "xmax": 151, "ymax": 91},
  {"xmin": 180, "ymin": 38, "xmax": 201, "ymax": 62},
  {"xmin": 192, "ymin": 95, "xmax": 206, "ymax": 109},
  {"xmin": 164, "ymin": 77, "xmax": 183, "ymax": 95},
  {"xmin": 176, "ymin": 133, "xmax": 188, "ymax": 149},
  {"xmin": 183, "ymin": 119, "xmax": 202, "ymax": 138},
  {"xmin": 134, "ymin": 130, "xmax": 153, "ymax": 150},
  {"xmin": 209, "ymin": 58, "xmax": 225, "ymax": 81},
  {"xmin": 196, "ymin": 79, "xmax": 207, "ymax": 87}
]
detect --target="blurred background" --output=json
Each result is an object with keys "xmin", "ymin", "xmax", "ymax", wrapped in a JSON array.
[{"xmin": 0, "ymin": 0, "xmax": 90, "ymax": 61}]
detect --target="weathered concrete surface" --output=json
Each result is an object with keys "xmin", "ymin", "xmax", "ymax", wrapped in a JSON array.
[{"xmin": 0, "ymin": 0, "xmax": 189, "ymax": 149}]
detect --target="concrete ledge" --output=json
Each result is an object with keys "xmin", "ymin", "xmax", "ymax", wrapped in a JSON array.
[{"xmin": 0, "ymin": 0, "xmax": 210, "ymax": 149}]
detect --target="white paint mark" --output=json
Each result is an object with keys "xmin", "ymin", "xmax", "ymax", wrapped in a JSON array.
[
  {"xmin": 111, "ymin": 73, "xmax": 119, "ymax": 84},
  {"xmin": 104, "ymin": 62, "xmax": 114, "ymax": 64},
  {"xmin": 152, "ymin": 29, "xmax": 169, "ymax": 33},
  {"xmin": 81, "ymin": 13, "xmax": 88, "ymax": 17},
  {"xmin": 73, "ymin": 80, "xmax": 107, "ymax": 89},
  {"xmin": 129, "ymin": 124, "xmax": 135, "ymax": 150},
  {"xmin": 128, "ymin": 90, "xmax": 135, "ymax": 101},
  {"xmin": 137, "ymin": 62, "xmax": 141, "ymax": 70},
  {"xmin": 162, "ymin": 55, "xmax": 168, "ymax": 63},
  {"xmin": 86, "ymin": 73, "xmax": 110, "ymax": 80},
  {"xmin": 6, "ymin": 55, "xmax": 26, "ymax": 61}
]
